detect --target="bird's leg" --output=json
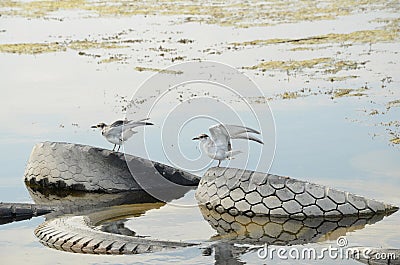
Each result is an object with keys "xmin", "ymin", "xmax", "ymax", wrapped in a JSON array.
[
  {"xmin": 113, "ymin": 144, "xmax": 116, "ymax": 151},
  {"xmin": 217, "ymin": 160, "xmax": 221, "ymax": 167},
  {"xmin": 117, "ymin": 145, "xmax": 121, "ymax": 152}
]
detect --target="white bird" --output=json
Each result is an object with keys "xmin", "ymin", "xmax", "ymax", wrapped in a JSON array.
[
  {"xmin": 91, "ymin": 118, "xmax": 153, "ymax": 152},
  {"xmin": 192, "ymin": 124, "xmax": 263, "ymax": 167}
]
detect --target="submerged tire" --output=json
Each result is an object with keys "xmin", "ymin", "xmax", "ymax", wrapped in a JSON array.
[{"xmin": 34, "ymin": 204, "xmax": 197, "ymax": 255}]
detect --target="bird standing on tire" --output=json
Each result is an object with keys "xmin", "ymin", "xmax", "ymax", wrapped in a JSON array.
[
  {"xmin": 192, "ymin": 124, "xmax": 263, "ymax": 167},
  {"xmin": 91, "ymin": 118, "xmax": 153, "ymax": 152}
]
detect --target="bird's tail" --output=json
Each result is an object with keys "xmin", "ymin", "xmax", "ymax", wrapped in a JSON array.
[{"xmin": 226, "ymin": 150, "xmax": 242, "ymax": 159}]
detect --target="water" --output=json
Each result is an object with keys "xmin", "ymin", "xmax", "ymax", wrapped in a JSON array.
[{"xmin": 0, "ymin": 1, "xmax": 399, "ymax": 264}]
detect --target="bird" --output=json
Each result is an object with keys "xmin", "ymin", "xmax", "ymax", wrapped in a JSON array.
[
  {"xmin": 192, "ymin": 123, "xmax": 263, "ymax": 167},
  {"xmin": 91, "ymin": 118, "xmax": 153, "ymax": 152}
]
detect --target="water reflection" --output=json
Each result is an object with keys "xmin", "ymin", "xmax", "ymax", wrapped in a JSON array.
[
  {"xmin": 199, "ymin": 205, "xmax": 391, "ymax": 246},
  {"xmin": 26, "ymin": 183, "xmax": 195, "ymax": 219},
  {"xmin": 27, "ymin": 186, "xmax": 159, "ymax": 217},
  {"xmin": 0, "ymin": 181, "xmax": 195, "ymax": 226},
  {"xmin": 26, "ymin": 186, "xmax": 198, "ymax": 255},
  {"xmin": 199, "ymin": 205, "xmax": 396, "ymax": 264},
  {"xmin": 0, "ymin": 182, "xmax": 397, "ymax": 263}
]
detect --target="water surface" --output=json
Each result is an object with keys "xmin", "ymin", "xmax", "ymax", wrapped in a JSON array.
[{"xmin": 0, "ymin": 1, "xmax": 399, "ymax": 264}]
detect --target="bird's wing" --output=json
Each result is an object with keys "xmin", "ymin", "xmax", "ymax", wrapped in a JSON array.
[
  {"xmin": 110, "ymin": 118, "xmax": 152, "ymax": 129},
  {"xmin": 222, "ymin": 124, "xmax": 261, "ymax": 136},
  {"xmin": 209, "ymin": 124, "xmax": 232, "ymax": 150},
  {"xmin": 125, "ymin": 118, "xmax": 153, "ymax": 129},
  {"xmin": 233, "ymin": 133, "xmax": 264, "ymax": 144},
  {"xmin": 209, "ymin": 124, "xmax": 263, "ymax": 148},
  {"xmin": 106, "ymin": 119, "xmax": 152, "ymax": 138},
  {"xmin": 133, "ymin": 118, "xmax": 150, "ymax": 122},
  {"xmin": 109, "ymin": 120, "xmax": 127, "ymax": 128},
  {"xmin": 104, "ymin": 125, "xmax": 124, "ymax": 138}
]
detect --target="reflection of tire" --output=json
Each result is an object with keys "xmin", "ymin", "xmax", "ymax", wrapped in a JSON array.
[
  {"xmin": 195, "ymin": 167, "xmax": 398, "ymax": 217},
  {"xmin": 24, "ymin": 142, "xmax": 199, "ymax": 193},
  {"xmin": 0, "ymin": 203, "xmax": 55, "ymax": 225},
  {"xmin": 26, "ymin": 187, "xmax": 162, "ymax": 216},
  {"xmin": 198, "ymin": 205, "xmax": 387, "ymax": 246},
  {"xmin": 34, "ymin": 204, "xmax": 198, "ymax": 254}
]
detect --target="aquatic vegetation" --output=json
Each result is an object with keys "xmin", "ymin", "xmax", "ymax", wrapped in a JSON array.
[
  {"xmin": 134, "ymin": 66, "xmax": 183, "ymax": 74},
  {"xmin": 333, "ymin": 87, "xmax": 367, "ymax": 98},
  {"xmin": 0, "ymin": 42, "xmax": 66, "ymax": 54},
  {"xmin": 334, "ymin": 88, "xmax": 353, "ymax": 98},
  {"xmin": 1, "ymin": 0, "xmax": 399, "ymax": 28},
  {"xmin": 177, "ymin": 39, "xmax": 194, "ymax": 44},
  {"xmin": 327, "ymin": 76, "xmax": 359, "ymax": 82},
  {"xmin": 386, "ymin": 99, "xmax": 400, "ymax": 111},
  {"xmin": 230, "ymin": 29, "xmax": 398, "ymax": 48},
  {"xmin": 67, "ymin": 40, "xmax": 126, "ymax": 50},
  {"xmin": 0, "ymin": 0, "xmax": 398, "ymax": 148},
  {"xmin": 99, "ymin": 54, "xmax": 129, "ymax": 64},
  {"xmin": 281, "ymin": 91, "xmax": 301, "ymax": 100},
  {"xmin": 229, "ymin": 19, "xmax": 399, "ymax": 51},
  {"xmin": 369, "ymin": 110, "xmax": 379, "ymax": 116},
  {"xmin": 242, "ymin": 57, "xmax": 331, "ymax": 72},
  {"xmin": 391, "ymin": 137, "xmax": 400, "ymax": 144},
  {"xmin": 242, "ymin": 57, "xmax": 364, "ymax": 75},
  {"xmin": 0, "ymin": 39, "xmax": 128, "ymax": 55},
  {"xmin": 325, "ymin": 60, "xmax": 365, "ymax": 74},
  {"xmin": 389, "ymin": 128, "xmax": 400, "ymax": 145}
]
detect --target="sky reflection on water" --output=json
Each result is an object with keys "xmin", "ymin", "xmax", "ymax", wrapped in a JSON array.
[{"xmin": 0, "ymin": 1, "xmax": 399, "ymax": 264}]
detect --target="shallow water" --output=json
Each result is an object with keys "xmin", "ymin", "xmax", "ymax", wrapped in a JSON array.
[{"xmin": 0, "ymin": 1, "xmax": 399, "ymax": 264}]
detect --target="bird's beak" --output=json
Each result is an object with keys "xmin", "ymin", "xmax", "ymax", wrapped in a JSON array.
[
  {"xmin": 91, "ymin": 125, "xmax": 98, "ymax": 129},
  {"xmin": 192, "ymin": 136, "xmax": 199, "ymax": 140}
]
